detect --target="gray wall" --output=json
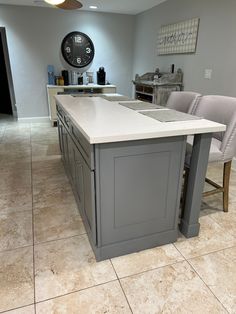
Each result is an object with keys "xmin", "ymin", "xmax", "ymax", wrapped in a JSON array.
[
  {"xmin": 0, "ymin": 5, "xmax": 135, "ymax": 118},
  {"xmin": 133, "ymin": 0, "xmax": 236, "ymax": 97}
]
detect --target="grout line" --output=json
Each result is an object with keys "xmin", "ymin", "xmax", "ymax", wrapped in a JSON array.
[
  {"xmin": 110, "ymin": 260, "xmax": 133, "ymax": 313},
  {"xmin": 34, "ymin": 232, "xmax": 87, "ymax": 247},
  {"xmin": 0, "ymin": 232, "xmax": 87, "ymax": 255},
  {"xmin": 173, "ymin": 243, "xmax": 230, "ymax": 313},
  {"xmin": 34, "ymin": 278, "xmax": 118, "ymax": 306},
  {"xmin": 0, "ymin": 244, "xmax": 33, "ymax": 254},
  {"xmin": 0, "ymin": 303, "xmax": 35, "ymax": 314},
  {"xmin": 111, "ymin": 259, "xmax": 185, "ymax": 281},
  {"xmin": 186, "ymin": 244, "xmax": 236, "ymax": 261},
  {"xmin": 173, "ymin": 242, "xmax": 236, "ymax": 261},
  {"xmin": 30, "ymin": 125, "xmax": 37, "ymax": 314},
  {"xmin": 186, "ymin": 259, "xmax": 230, "ymax": 313}
]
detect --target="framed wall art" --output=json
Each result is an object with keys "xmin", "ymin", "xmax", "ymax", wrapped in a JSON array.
[{"xmin": 158, "ymin": 18, "xmax": 200, "ymax": 55}]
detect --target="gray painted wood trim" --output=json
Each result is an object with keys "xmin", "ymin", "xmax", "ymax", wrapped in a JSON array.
[{"xmin": 180, "ymin": 133, "xmax": 212, "ymax": 237}]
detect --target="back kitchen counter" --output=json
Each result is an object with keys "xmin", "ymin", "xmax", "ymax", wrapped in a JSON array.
[{"xmin": 55, "ymin": 95, "xmax": 225, "ymax": 261}]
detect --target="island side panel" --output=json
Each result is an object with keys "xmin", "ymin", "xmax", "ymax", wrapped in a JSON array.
[{"xmin": 94, "ymin": 136, "xmax": 186, "ymax": 260}]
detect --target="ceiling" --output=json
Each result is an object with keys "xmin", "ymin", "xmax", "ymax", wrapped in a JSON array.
[{"xmin": 0, "ymin": 0, "xmax": 166, "ymax": 15}]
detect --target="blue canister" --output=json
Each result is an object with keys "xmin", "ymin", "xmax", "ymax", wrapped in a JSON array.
[{"xmin": 47, "ymin": 65, "xmax": 55, "ymax": 85}]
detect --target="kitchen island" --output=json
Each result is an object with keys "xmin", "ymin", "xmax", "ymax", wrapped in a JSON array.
[{"xmin": 55, "ymin": 95, "xmax": 225, "ymax": 261}]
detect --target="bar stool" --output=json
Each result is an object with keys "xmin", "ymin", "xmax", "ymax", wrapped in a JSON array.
[
  {"xmin": 185, "ymin": 95, "xmax": 236, "ymax": 212},
  {"xmin": 166, "ymin": 91, "xmax": 201, "ymax": 113}
]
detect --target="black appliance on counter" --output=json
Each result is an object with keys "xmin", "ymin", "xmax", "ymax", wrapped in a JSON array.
[
  {"xmin": 62, "ymin": 70, "xmax": 69, "ymax": 85},
  {"xmin": 97, "ymin": 67, "xmax": 106, "ymax": 85}
]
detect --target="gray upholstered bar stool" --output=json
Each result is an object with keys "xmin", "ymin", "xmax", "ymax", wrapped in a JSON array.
[
  {"xmin": 185, "ymin": 95, "xmax": 236, "ymax": 212},
  {"xmin": 166, "ymin": 91, "xmax": 201, "ymax": 113}
]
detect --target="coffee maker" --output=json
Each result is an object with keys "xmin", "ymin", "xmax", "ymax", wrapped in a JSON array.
[{"xmin": 97, "ymin": 67, "xmax": 106, "ymax": 85}]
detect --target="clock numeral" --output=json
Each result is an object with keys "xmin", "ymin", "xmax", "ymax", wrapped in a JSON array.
[
  {"xmin": 86, "ymin": 47, "xmax": 91, "ymax": 54},
  {"xmin": 65, "ymin": 47, "xmax": 71, "ymax": 53},
  {"xmin": 74, "ymin": 36, "xmax": 82, "ymax": 43},
  {"xmin": 77, "ymin": 57, "xmax": 82, "ymax": 64}
]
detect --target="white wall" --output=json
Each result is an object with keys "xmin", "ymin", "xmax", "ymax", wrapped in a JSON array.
[
  {"xmin": 0, "ymin": 5, "xmax": 135, "ymax": 118},
  {"xmin": 133, "ymin": 0, "xmax": 236, "ymax": 97}
]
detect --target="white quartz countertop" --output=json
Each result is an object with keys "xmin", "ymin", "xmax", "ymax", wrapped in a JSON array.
[
  {"xmin": 47, "ymin": 84, "xmax": 116, "ymax": 89},
  {"xmin": 55, "ymin": 95, "xmax": 226, "ymax": 144}
]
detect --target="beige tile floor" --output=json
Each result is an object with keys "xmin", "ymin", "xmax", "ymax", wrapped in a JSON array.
[{"xmin": 0, "ymin": 119, "xmax": 236, "ymax": 313}]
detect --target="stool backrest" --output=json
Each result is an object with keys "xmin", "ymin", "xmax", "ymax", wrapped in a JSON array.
[
  {"xmin": 192, "ymin": 95, "xmax": 236, "ymax": 161},
  {"xmin": 166, "ymin": 91, "xmax": 201, "ymax": 113}
]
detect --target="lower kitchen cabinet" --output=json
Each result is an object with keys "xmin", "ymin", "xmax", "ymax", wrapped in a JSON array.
[{"xmin": 57, "ymin": 103, "xmax": 186, "ymax": 261}]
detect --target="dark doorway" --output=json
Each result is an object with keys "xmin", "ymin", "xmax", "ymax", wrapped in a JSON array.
[{"xmin": 0, "ymin": 27, "xmax": 17, "ymax": 118}]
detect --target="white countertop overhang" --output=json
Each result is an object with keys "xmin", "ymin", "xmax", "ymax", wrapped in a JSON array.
[{"xmin": 55, "ymin": 95, "xmax": 226, "ymax": 144}]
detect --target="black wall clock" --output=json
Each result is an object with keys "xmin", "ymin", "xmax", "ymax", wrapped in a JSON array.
[{"xmin": 61, "ymin": 31, "xmax": 95, "ymax": 68}]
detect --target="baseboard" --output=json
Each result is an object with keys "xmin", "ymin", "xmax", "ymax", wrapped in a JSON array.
[
  {"xmin": 232, "ymin": 157, "xmax": 236, "ymax": 171},
  {"xmin": 18, "ymin": 116, "xmax": 50, "ymax": 123}
]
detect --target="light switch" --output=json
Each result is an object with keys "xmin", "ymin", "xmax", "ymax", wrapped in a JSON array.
[{"xmin": 204, "ymin": 69, "xmax": 212, "ymax": 79}]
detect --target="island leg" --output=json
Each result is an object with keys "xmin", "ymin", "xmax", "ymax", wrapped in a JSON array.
[{"xmin": 180, "ymin": 133, "xmax": 212, "ymax": 238}]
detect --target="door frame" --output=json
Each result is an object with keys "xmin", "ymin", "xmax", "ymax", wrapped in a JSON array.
[{"xmin": 0, "ymin": 27, "xmax": 17, "ymax": 118}]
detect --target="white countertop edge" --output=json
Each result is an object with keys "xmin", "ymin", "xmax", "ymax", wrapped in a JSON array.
[
  {"xmin": 87, "ymin": 124, "xmax": 226, "ymax": 144},
  {"xmin": 47, "ymin": 84, "xmax": 116, "ymax": 88},
  {"xmin": 55, "ymin": 95, "xmax": 226, "ymax": 144}
]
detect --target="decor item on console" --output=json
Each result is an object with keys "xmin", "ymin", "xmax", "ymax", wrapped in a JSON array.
[
  {"xmin": 133, "ymin": 68, "xmax": 183, "ymax": 105},
  {"xmin": 158, "ymin": 18, "xmax": 199, "ymax": 55},
  {"xmin": 97, "ymin": 67, "xmax": 106, "ymax": 85}
]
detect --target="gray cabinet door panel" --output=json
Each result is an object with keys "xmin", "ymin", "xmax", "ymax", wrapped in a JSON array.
[
  {"xmin": 95, "ymin": 137, "xmax": 186, "ymax": 246},
  {"xmin": 74, "ymin": 145, "xmax": 97, "ymax": 244}
]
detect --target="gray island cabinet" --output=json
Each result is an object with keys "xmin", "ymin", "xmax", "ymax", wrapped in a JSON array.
[{"xmin": 56, "ymin": 95, "xmax": 226, "ymax": 261}]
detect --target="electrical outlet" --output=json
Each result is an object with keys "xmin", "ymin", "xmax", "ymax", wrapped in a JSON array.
[{"xmin": 204, "ymin": 69, "xmax": 212, "ymax": 79}]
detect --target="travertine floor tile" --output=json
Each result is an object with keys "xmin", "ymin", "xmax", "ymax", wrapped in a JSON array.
[
  {"xmin": 121, "ymin": 261, "xmax": 226, "ymax": 313},
  {"xmin": 33, "ymin": 183, "xmax": 74, "ymax": 208},
  {"xmin": 31, "ymin": 142, "xmax": 60, "ymax": 159},
  {"xmin": 175, "ymin": 216, "xmax": 236, "ymax": 259},
  {"xmin": 34, "ymin": 234, "xmax": 116, "ymax": 302},
  {"xmin": 209, "ymin": 210, "xmax": 236, "ymax": 238},
  {"xmin": 0, "ymin": 160, "xmax": 31, "ymax": 173},
  {"xmin": 36, "ymin": 281, "xmax": 131, "ymax": 314},
  {"xmin": 34, "ymin": 203, "xmax": 85, "ymax": 244},
  {"xmin": 111, "ymin": 244, "xmax": 184, "ymax": 278},
  {"xmin": 5, "ymin": 305, "xmax": 35, "ymax": 314},
  {"xmin": 0, "ymin": 211, "xmax": 33, "ymax": 252},
  {"xmin": 33, "ymin": 175, "xmax": 69, "ymax": 193},
  {"xmin": 0, "ymin": 170, "xmax": 31, "ymax": 193},
  {"xmin": 0, "ymin": 247, "xmax": 34, "ymax": 313},
  {"xmin": 0, "ymin": 143, "xmax": 31, "ymax": 162},
  {"xmin": 189, "ymin": 246, "xmax": 236, "ymax": 313},
  {"xmin": 32, "ymin": 156, "xmax": 64, "ymax": 172},
  {"xmin": 2, "ymin": 133, "xmax": 30, "ymax": 144},
  {"xmin": 31, "ymin": 121, "xmax": 51, "ymax": 128},
  {"xmin": 0, "ymin": 189, "xmax": 32, "ymax": 214}
]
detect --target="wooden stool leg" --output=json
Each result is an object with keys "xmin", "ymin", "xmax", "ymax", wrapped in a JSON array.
[{"xmin": 223, "ymin": 161, "xmax": 232, "ymax": 212}]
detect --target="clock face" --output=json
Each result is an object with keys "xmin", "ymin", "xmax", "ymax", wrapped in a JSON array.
[{"xmin": 61, "ymin": 32, "xmax": 95, "ymax": 68}]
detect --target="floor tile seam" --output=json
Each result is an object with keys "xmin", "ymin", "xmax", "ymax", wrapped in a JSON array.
[
  {"xmin": 34, "ymin": 278, "xmax": 119, "ymax": 305},
  {"xmin": 185, "ymin": 244, "xmax": 236, "ymax": 261},
  {"xmin": 0, "ymin": 209, "xmax": 33, "ymax": 217},
  {"xmin": 30, "ymin": 126, "xmax": 37, "ymax": 307},
  {"xmin": 0, "ymin": 243, "xmax": 33, "ymax": 254},
  {"xmin": 0, "ymin": 302, "xmax": 35, "ymax": 314},
  {"xmin": 110, "ymin": 259, "xmax": 133, "ymax": 313},
  {"xmin": 34, "ymin": 232, "xmax": 87, "ymax": 247},
  {"xmin": 111, "ymin": 259, "xmax": 187, "ymax": 281},
  {"xmin": 33, "ymin": 232, "xmax": 87, "ymax": 247},
  {"xmin": 185, "ymin": 259, "xmax": 230, "ymax": 313},
  {"xmin": 174, "ymin": 241, "xmax": 236, "ymax": 260}
]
